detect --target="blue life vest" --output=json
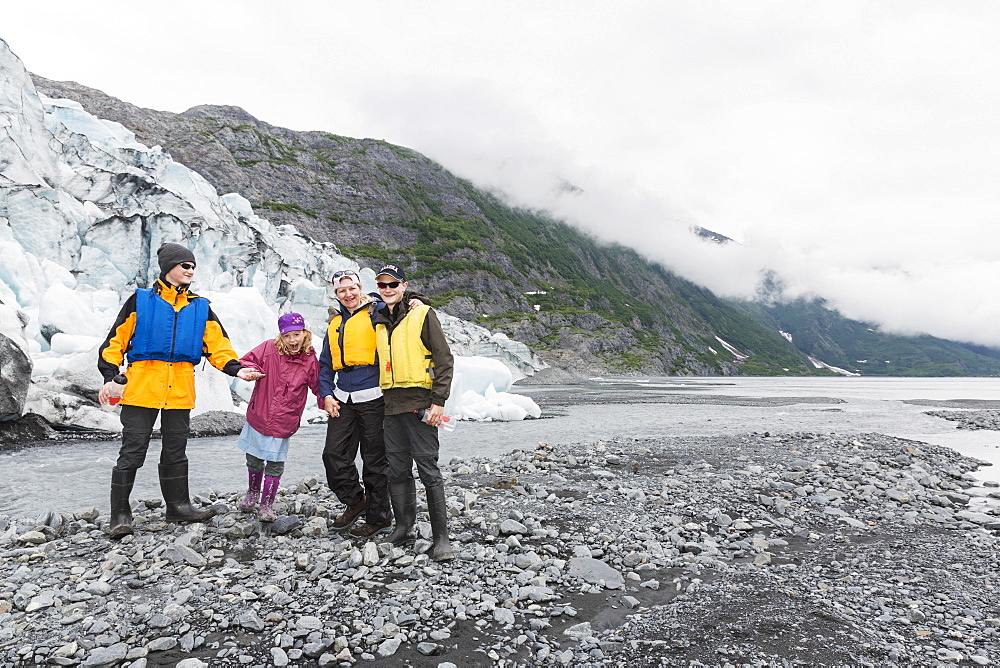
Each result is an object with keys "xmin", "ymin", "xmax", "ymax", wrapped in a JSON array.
[{"xmin": 128, "ymin": 288, "xmax": 209, "ymax": 364}]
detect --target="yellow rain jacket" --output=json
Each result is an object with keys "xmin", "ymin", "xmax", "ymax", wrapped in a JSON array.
[{"xmin": 97, "ymin": 280, "xmax": 243, "ymax": 410}]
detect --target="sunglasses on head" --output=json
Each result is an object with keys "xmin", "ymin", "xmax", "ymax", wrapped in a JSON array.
[
  {"xmin": 377, "ymin": 281, "xmax": 401, "ymax": 289},
  {"xmin": 179, "ymin": 262, "xmax": 196, "ymax": 270},
  {"xmin": 332, "ymin": 269, "xmax": 358, "ymax": 280}
]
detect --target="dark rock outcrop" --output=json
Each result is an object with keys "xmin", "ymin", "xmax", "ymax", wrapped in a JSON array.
[
  {"xmin": 0, "ymin": 332, "xmax": 31, "ymax": 422},
  {"xmin": 189, "ymin": 410, "xmax": 246, "ymax": 437},
  {"xmin": 0, "ymin": 413, "xmax": 57, "ymax": 448}
]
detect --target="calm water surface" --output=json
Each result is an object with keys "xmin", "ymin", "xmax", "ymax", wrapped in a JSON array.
[{"xmin": 2, "ymin": 377, "xmax": 999, "ymax": 518}]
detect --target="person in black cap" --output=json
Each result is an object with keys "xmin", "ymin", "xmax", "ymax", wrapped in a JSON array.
[
  {"xmin": 318, "ymin": 269, "xmax": 430, "ymax": 539},
  {"xmin": 371, "ymin": 262, "xmax": 456, "ymax": 561},
  {"xmin": 97, "ymin": 242, "xmax": 260, "ymax": 538}
]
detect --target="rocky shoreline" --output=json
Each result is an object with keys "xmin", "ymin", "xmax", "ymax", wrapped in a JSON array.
[
  {"xmin": 0, "ymin": 411, "xmax": 248, "ymax": 451},
  {"xmin": 1, "ymin": 430, "xmax": 999, "ymax": 667},
  {"xmin": 925, "ymin": 409, "xmax": 1000, "ymax": 432}
]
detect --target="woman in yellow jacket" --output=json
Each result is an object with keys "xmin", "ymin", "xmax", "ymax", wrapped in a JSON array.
[{"xmin": 97, "ymin": 243, "xmax": 259, "ymax": 538}]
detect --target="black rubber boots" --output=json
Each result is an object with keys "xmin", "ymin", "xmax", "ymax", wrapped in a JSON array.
[
  {"xmin": 159, "ymin": 462, "xmax": 217, "ymax": 523},
  {"xmin": 384, "ymin": 480, "xmax": 454, "ymax": 561},
  {"xmin": 109, "ymin": 468, "xmax": 136, "ymax": 539},
  {"xmin": 384, "ymin": 479, "xmax": 416, "ymax": 545}
]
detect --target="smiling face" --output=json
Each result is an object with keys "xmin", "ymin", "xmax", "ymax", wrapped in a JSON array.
[
  {"xmin": 334, "ymin": 279, "xmax": 363, "ymax": 311},
  {"xmin": 377, "ymin": 274, "xmax": 408, "ymax": 307},
  {"xmin": 165, "ymin": 261, "xmax": 195, "ymax": 286},
  {"xmin": 281, "ymin": 329, "xmax": 306, "ymax": 353}
]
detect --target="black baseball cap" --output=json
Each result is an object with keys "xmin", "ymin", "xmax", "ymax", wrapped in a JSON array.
[{"xmin": 375, "ymin": 263, "xmax": 406, "ymax": 282}]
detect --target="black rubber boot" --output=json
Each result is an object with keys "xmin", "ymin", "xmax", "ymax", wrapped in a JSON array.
[
  {"xmin": 159, "ymin": 462, "xmax": 217, "ymax": 523},
  {"xmin": 383, "ymin": 479, "xmax": 416, "ymax": 546},
  {"xmin": 426, "ymin": 484, "xmax": 454, "ymax": 562},
  {"xmin": 109, "ymin": 468, "xmax": 136, "ymax": 539}
]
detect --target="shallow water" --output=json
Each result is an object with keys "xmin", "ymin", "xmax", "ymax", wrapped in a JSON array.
[{"xmin": 2, "ymin": 377, "xmax": 999, "ymax": 518}]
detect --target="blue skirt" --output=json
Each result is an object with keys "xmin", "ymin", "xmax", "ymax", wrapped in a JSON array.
[{"xmin": 236, "ymin": 422, "xmax": 290, "ymax": 462}]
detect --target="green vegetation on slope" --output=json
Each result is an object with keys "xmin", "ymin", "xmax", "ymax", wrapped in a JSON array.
[
  {"xmin": 734, "ymin": 298, "xmax": 1000, "ymax": 377},
  {"xmin": 344, "ymin": 172, "xmax": 824, "ymax": 375}
]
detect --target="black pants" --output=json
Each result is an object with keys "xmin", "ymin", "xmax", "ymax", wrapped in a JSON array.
[
  {"xmin": 116, "ymin": 405, "xmax": 190, "ymax": 471},
  {"xmin": 384, "ymin": 411, "xmax": 443, "ymax": 488},
  {"xmin": 321, "ymin": 397, "xmax": 390, "ymax": 525}
]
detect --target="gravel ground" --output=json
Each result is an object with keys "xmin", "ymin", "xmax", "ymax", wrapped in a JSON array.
[
  {"xmin": 1, "ymin": 430, "xmax": 999, "ymax": 667},
  {"xmin": 926, "ymin": 409, "xmax": 1000, "ymax": 432}
]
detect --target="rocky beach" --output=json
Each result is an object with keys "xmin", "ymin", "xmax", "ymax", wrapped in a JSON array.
[
  {"xmin": 924, "ymin": 409, "xmax": 1000, "ymax": 433},
  {"xmin": 2, "ymin": 394, "xmax": 1000, "ymax": 667}
]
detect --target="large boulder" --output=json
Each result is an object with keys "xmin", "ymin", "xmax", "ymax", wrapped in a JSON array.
[
  {"xmin": 189, "ymin": 410, "xmax": 246, "ymax": 437},
  {"xmin": 0, "ymin": 303, "xmax": 32, "ymax": 421}
]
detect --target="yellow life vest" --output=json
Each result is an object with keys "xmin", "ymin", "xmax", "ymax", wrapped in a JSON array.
[
  {"xmin": 375, "ymin": 304, "xmax": 434, "ymax": 389},
  {"xmin": 327, "ymin": 307, "xmax": 377, "ymax": 370}
]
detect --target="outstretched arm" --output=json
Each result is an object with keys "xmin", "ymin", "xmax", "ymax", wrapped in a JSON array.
[{"xmin": 202, "ymin": 307, "xmax": 243, "ymax": 376}]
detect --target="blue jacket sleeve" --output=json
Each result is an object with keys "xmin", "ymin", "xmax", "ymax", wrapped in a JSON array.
[{"xmin": 318, "ymin": 333, "xmax": 336, "ymax": 398}]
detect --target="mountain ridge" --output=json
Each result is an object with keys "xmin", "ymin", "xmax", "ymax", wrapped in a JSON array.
[{"xmin": 31, "ymin": 75, "xmax": 1000, "ymax": 377}]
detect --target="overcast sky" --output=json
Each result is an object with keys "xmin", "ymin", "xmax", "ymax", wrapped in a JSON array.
[{"xmin": 5, "ymin": 1, "xmax": 1000, "ymax": 346}]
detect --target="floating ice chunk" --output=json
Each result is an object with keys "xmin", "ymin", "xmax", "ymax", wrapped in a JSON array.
[
  {"xmin": 446, "ymin": 378, "xmax": 541, "ymax": 423},
  {"xmin": 502, "ymin": 392, "xmax": 542, "ymax": 419},
  {"xmin": 301, "ymin": 404, "xmax": 324, "ymax": 426},
  {"xmin": 495, "ymin": 401, "xmax": 528, "ymax": 421}
]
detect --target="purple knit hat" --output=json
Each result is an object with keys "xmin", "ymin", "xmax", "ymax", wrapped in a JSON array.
[{"xmin": 278, "ymin": 312, "xmax": 306, "ymax": 334}]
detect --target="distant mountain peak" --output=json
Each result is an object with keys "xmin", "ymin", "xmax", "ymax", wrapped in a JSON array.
[
  {"xmin": 180, "ymin": 104, "xmax": 261, "ymax": 124},
  {"xmin": 691, "ymin": 225, "xmax": 733, "ymax": 244}
]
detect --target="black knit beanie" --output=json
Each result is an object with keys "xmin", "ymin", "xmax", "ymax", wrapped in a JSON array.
[{"xmin": 157, "ymin": 243, "xmax": 196, "ymax": 278}]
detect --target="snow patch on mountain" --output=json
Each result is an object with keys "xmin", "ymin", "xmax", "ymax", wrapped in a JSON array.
[
  {"xmin": 807, "ymin": 356, "xmax": 860, "ymax": 377},
  {"xmin": 714, "ymin": 336, "xmax": 749, "ymax": 361}
]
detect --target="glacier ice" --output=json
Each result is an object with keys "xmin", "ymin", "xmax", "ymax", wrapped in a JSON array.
[{"xmin": 0, "ymin": 38, "xmax": 541, "ymax": 428}]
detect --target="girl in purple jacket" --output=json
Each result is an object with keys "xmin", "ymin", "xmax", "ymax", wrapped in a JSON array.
[{"xmin": 236, "ymin": 313, "xmax": 322, "ymax": 521}]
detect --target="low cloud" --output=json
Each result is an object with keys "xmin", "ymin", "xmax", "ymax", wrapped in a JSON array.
[{"xmin": 361, "ymin": 78, "xmax": 1000, "ymax": 349}]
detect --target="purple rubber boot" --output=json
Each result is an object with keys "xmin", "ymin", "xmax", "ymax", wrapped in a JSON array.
[
  {"xmin": 237, "ymin": 469, "xmax": 264, "ymax": 513},
  {"xmin": 259, "ymin": 475, "xmax": 281, "ymax": 522}
]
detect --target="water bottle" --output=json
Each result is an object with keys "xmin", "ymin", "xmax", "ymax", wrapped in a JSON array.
[
  {"xmin": 419, "ymin": 408, "xmax": 455, "ymax": 431},
  {"xmin": 104, "ymin": 373, "xmax": 128, "ymax": 409}
]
